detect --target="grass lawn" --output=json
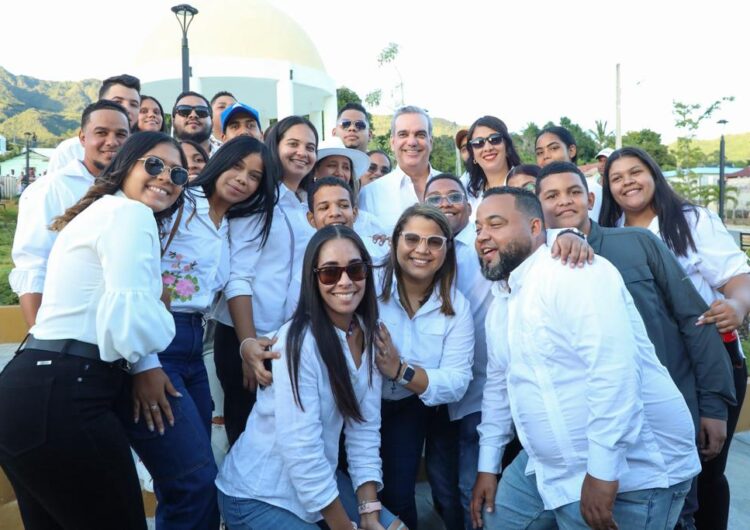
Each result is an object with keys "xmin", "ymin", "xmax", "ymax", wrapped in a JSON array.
[{"xmin": 0, "ymin": 201, "xmax": 19, "ymax": 306}]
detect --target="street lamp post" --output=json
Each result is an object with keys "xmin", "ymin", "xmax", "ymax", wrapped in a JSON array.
[
  {"xmin": 171, "ymin": 4, "xmax": 199, "ymax": 93},
  {"xmin": 717, "ymin": 119, "xmax": 728, "ymax": 222},
  {"xmin": 23, "ymin": 132, "xmax": 31, "ymax": 188}
]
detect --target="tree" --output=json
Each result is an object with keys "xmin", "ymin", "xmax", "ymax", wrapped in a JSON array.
[
  {"xmin": 671, "ymin": 97, "xmax": 734, "ymax": 208},
  {"xmin": 621, "ymin": 129, "xmax": 676, "ymax": 169},
  {"xmin": 377, "ymin": 42, "xmax": 404, "ymax": 107},
  {"xmin": 512, "ymin": 122, "xmax": 541, "ymax": 164},
  {"xmin": 336, "ymin": 87, "xmax": 362, "ymax": 112},
  {"xmin": 429, "ymin": 136, "xmax": 457, "ymax": 174},
  {"xmin": 588, "ymin": 120, "xmax": 615, "ymax": 151},
  {"xmin": 544, "ymin": 117, "xmax": 599, "ymax": 163}
]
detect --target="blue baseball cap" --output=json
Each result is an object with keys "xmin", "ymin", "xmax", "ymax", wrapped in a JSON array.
[{"xmin": 221, "ymin": 102, "xmax": 261, "ymax": 133}]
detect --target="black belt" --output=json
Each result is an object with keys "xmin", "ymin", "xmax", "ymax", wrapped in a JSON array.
[{"xmin": 18, "ymin": 336, "xmax": 131, "ymax": 371}]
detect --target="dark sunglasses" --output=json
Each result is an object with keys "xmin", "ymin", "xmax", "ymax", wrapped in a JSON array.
[
  {"xmin": 367, "ymin": 163, "xmax": 391, "ymax": 175},
  {"xmin": 138, "ymin": 156, "xmax": 189, "ymax": 186},
  {"xmin": 174, "ymin": 105, "xmax": 210, "ymax": 119},
  {"xmin": 339, "ymin": 119, "xmax": 368, "ymax": 131},
  {"xmin": 401, "ymin": 232, "xmax": 448, "ymax": 251},
  {"xmin": 425, "ymin": 191, "xmax": 465, "ymax": 207},
  {"xmin": 469, "ymin": 133, "xmax": 504, "ymax": 149},
  {"xmin": 314, "ymin": 262, "xmax": 369, "ymax": 285}
]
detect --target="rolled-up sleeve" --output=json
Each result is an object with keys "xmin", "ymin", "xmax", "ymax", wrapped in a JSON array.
[
  {"xmin": 420, "ymin": 296, "xmax": 474, "ymax": 406},
  {"xmin": 344, "ymin": 363, "xmax": 383, "ymax": 491},
  {"xmin": 224, "ymin": 215, "xmax": 264, "ymax": 300},
  {"xmin": 691, "ymin": 208, "xmax": 750, "ymax": 289}
]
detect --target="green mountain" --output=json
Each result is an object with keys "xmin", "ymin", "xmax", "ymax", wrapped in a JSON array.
[
  {"xmin": 0, "ymin": 66, "xmax": 100, "ymax": 147},
  {"xmin": 669, "ymin": 132, "xmax": 750, "ymax": 165},
  {"xmin": 371, "ymin": 114, "xmax": 466, "ymax": 138}
]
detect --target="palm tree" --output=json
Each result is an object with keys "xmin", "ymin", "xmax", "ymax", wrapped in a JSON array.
[{"xmin": 588, "ymin": 120, "xmax": 615, "ymax": 150}]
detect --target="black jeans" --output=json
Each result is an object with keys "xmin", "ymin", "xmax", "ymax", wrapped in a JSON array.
[
  {"xmin": 0, "ymin": 349, "xmax": 146, "ymax": 530},
  {"xmin": 213, "ymin": 321, "xmax": 256, "ymax": 446},
  {"xmin": 695, "ymin": 357, "xmax": 747, "ymax": 530}
]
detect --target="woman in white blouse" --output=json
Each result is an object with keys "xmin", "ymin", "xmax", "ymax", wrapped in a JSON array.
[
  {"xmin": 373, "ymin": 204, "xmax": 474, "ymax": 530},
  {"xmin": 125, "ymin": 135, "xmax": 277, "ymax": 530},
  {"xmin": 600, "ymin": 146, "xmax": 750, "ymax": 530},
  {"xmin": 0, "ymin": 131, "xmax": 187, "ymax": 530},
  {"xmin": 216, "ymin": 225, "xmax": 404, "ymax": 530}
]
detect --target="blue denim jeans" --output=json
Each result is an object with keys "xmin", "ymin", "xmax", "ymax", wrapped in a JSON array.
[
  {"xmin": 380, "ymin": 395, "xmax": 462, "ymax": 530},
  {"xmin": 218, "ymin": 470, "xmax": 398, "ymax": 529},
  {"xmin": 457, "ymin": 412, "xmax": 481, "ymax": 530},
  {"xmin": 484, "ymin": 451, "xmax": 691, "ymax": 530},
  {"xmin": 122, "ymin": 312, "xmax": 219, "ymax": 530}
]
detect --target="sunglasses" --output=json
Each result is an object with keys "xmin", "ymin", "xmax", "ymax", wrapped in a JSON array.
[
  {"xmin": 314, "ymin": 262, "xmax": 369, "ymax": 285},
  {"xmin": 174, "ymin": 105, "xmax": 211, "ymax": 119},
  {"xmin": 339, "ymin": 119, "xmax": 368, "ymax": 131},
  {"xmin": 425, "ymin": 191, "xmax": 465, "ymax": 207},
  {"xmin": 138, "ymin": 156, "xmax": 189, "ymax": 186},
  {"xmin": 469, "ymin": 133, "xmax": 504, "ymax": 150},
  {"xmin": 367, "ymin": 163, "xmax": 391, "ymax": 175},
  {"xmin": 401, "ymin": 232, "xmax": 448, "ymax": 251}
]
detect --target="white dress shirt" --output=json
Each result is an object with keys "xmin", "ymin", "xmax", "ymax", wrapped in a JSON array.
[
  {"xmin": 448, "ymin": 223, "xmax": 492, "ymax": 421},
  {"xmin": 212, "ymin": 203, "xmax": 296, "ymax": 336},
  {"xmin": 161, "ymin": 193, "xmax": 229, "ymax": 314},
  {"xmin": 477, "ymin": 246, "xmax": 700, "ymax": 510},
  {"xmin": 617, "ymin": 207, "xmax": 750, "ymax": 307},
  {"xmin": 46, "ymin": 136, "xmax": 84, "ymax": 174},
  {"xmin": 378, "ymin": 274, "xmax": 474, "ymax": 406},
  {"xmin": 10, "ymin": 159, "xmax": 95, "ymax": 295},
  {"xmin": 586, "ymin": 177, "xmax": 602, "ymax": 221},
  {"xmin": 30, "ymin": 193, "xmax": 174, "ymax": 374},
  {"xmin": 358, "ymin": 164, "xmax": 441, "ymax": 232},
  {"xmin": 216, "ymin": 321, "xmax": 383, "ymax": 523}
]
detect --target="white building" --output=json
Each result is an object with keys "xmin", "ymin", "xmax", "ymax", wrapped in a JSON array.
[{"xmin": 134, "ymin": 0, "xmax": 337, "ymax": 138}]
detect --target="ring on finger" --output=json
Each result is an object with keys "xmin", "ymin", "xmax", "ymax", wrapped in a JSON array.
[{"xmin": 149, "ymin": 404, "xmax": 159, "ymax": 411}]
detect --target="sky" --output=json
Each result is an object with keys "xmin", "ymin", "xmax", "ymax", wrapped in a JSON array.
[{"xmin": 1, "ymin": 0, "xmax": 747, "ymax": 143}]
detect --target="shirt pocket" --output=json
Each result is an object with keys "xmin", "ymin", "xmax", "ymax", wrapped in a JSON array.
[
  {"xmin": 414, "ymin": 319, "xmax": 446, "ymax": 368},
  {"xmin": 619, "ymin": 264, "xmax": 655, "ymax": 285}
]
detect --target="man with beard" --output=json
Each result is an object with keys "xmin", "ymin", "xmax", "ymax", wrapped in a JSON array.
[
  {"xmin": 47, "ymin": 74, "xmax": 140, "ymax": 173},
  {"xmin": 470, "ymin": 187, "xmax": 700, "ymax": 530},
  {"xmin": 172, "ymin": 91, "xmax": 213, "ymax": 154},
  {"xmin": 10, "ymin": 100, "xmax": 130, "ymax": 326}
]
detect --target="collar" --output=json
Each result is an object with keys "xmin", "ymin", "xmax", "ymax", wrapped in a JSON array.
[
  {"xmin": 586, "ymin": 221, "xmax": 603, "ymax": 252},
  {"xmin": 392, "ymin": 164, "xmax": 439, "ymax": 185},
  {"xmin": 388, "ymin": 273, "xmax": 443, "ymax": 315},
  {"xmin": 454, "ymin": 222, "xmax": 476, "ymax": 248},
  {"xmin": 63, "ymin": 159, "xmax": 95, "ymax": 182},
  {"xmin": 507, "ymin": 244, "xmax": 547, "ymax": 293}
]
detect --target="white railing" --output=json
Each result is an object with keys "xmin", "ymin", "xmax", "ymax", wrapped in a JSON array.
[{"xmin": 0, "ymin": 176, "xmax": 19, "ymax": 199}]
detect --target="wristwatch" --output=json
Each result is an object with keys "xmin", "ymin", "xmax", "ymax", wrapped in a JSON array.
[
  {"xmin": 398, "ymin": 363, "xmax": 415, "ymax": 385},
  {"xmin": 558, "ymin": 227, "xmax": 586, "ymax": 240}
]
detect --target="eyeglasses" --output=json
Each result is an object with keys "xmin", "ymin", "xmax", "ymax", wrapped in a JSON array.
[
  {"xmin": 469, "ymin": 133, "xmax": 504, "ymax": 150},
  {"xmin": 521, "ymin": 181, "xmax": 536, "ymax": 192},
  {"xmin": 339, "ymin": 119, "xmax": 368, "ymax": 131},
  {"xmin": 173, "ymin": 105, "xmax": 211, "ymax": 119},
  {"xmin": 137, "ymin": 156, "xmax": 189, "ymax": 186},
  {"xmin": 425, "ymin": 191, "xmax": 466, "ymax": 207},
  {"xmin": 367, "ymin": 163, "xmax": 391, "ymax": 175},
  {"xmin": 400, "ymin": 232, "xmax": 448, "ymax": 251},
  {"xmin": 314, "ymin": 262, "xmax": 369, "ymax": 285}
]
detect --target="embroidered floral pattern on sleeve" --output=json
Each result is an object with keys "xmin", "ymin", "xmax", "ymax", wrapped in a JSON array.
[{"xmin": 162, "ymin": 251, "xmax": 200, "ymax": 302}]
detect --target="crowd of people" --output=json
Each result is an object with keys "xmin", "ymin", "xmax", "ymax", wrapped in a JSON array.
[{"xmin": 0, "ymin": 72, "xmax": 747, "ymax": 530}]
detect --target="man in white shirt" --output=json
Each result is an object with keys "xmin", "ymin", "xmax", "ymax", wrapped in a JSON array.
[
  {"xmin": 331, "ymin": 102, "xmax": 372, "ymax": 152},
  {"xmin": 10, "ymin": 100, "xmax": 130, "ymax": 326},
  {"xmin": 172, "ymin": 91, "xmax": 213, "ymax": 155},
  {"xmin": 46, "ymin": 74, "xmax": 140, "ymax": 173},
  {"xmin": 358, "ymin": 105, "xmax": 440, "ymax": 232},
  {"xmin": 471, "ymin": 186, "xmax": 700, "ymax": 530},
  {"xmin": 209, "ymin": 91, "xmax": 237, "ymax": 152}
]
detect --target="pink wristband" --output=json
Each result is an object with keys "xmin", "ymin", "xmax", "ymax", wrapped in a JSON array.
[{"xmin": 358, "ymin": 500, "xmax": 382, "ymax": 515}]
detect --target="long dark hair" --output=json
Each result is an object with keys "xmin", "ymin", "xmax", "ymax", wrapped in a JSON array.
[
  {"xmin": 264, "ymin": 115, "xmax": 319, "ymax": 185},
  {"xmin": 286, "ymin": 225, "xmax": 379, "ymax": 422},
  {"xmin": 466, "ymin": 115, "xmax": 522, "ymax": 199},
  {"xmin": 51, "ymin": 132, "xmax": 186, "ymax": 232},
  {"xmin": 189, "ymin": 136, "xmax": 277, "ymax": 245},
  {"xmin": 599, "ymin": 146, "xmax": 697, "ymax": 257},
  {"xmin": 380, "ymin": 204, "xmax": 457, "ymax": 316}
]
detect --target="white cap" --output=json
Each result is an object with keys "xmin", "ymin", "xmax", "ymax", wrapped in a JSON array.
[
  {"xmin": 596, "ymin": 147, "xmax": 614, "ymax": 159},
  {"xmin": 316, "ymin": 137, "xmax": 370, "ymax": 178}
]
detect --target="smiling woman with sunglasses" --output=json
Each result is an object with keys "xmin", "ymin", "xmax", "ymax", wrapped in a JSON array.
[
  {"xmin": 465, "ymin": 116, "xmax": 522, "ymax": 218},
  {"xmin": 119, "ymin": 135, "xmax": 277, "ymax": 530},
  {"xmin": 374, "ymin": 204, "xmax": 474, "ymax": 529},
  {"xmin": 0, "ymin": 132, "xmax": 186, "ymax": 530},
  {"xmin": 216, "ymin": 225, "xmax": 406, "ymax": 530}
]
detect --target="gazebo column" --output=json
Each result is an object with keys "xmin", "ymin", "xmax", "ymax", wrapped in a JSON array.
[
  {"xmin": 276, "ymin": 65, "xmax": 295, "ymax": 120},
  {"xmin": 322, "ymin": 95, "xmax": 337, "ymax": 142}
]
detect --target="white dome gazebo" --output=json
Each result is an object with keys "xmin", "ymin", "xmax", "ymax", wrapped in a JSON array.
[{"xmin": 134, "ymin": 0, "xmax": 337, "ymax": 137}]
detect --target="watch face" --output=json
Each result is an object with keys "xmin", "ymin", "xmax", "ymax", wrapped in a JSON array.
[{"xmin": 403, "ymin": 366, "xmax": 416, "ymax": 383}]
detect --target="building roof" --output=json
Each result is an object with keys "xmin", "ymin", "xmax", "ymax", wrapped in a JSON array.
[{"xmin": 727, "ymin": 167, "xmax": 750, "ymax": 178}]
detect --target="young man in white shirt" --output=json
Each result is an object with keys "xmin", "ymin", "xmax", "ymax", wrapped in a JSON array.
[
  {"xmin": 46, "ymin": 74, "xmax": 140, "ymax": 173},
  {"xmin": 10, "ymin": 100, "xmax": 131, "ymax": 327},
  {"xmin": 471, "ymin": 186, "xmax": 701, "ymax": 530},
  {"xmin": 209, "ymin": 90, "xmax": 236, "ymax": 152},
  {"xmin": 358, "ymin": 105, "xmax": 441, "ymax": 232}
]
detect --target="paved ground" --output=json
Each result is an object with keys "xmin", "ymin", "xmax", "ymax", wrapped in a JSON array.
[{"xmin": 1, "ymin": 343, "xmax": 748, "ymax": 529}]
